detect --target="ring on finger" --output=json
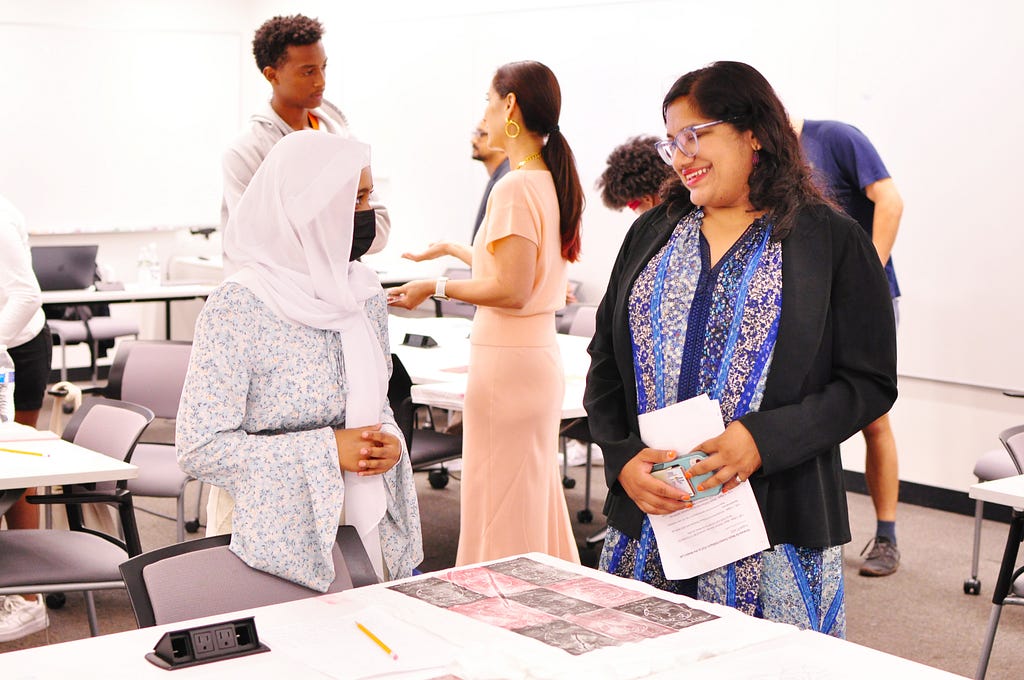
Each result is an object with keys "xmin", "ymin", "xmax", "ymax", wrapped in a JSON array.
[{"xmin": 735, "ymin": 474, "xmax": 744, "ymax": 483}]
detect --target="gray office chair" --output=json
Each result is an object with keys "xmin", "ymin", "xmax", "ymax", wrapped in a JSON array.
[
  {"xmin": 558, "ymin": 304, "xmax": 604, "ymax": 546},
  {"xmin": 388, "ymin": 353, "xmax": 462, "ymax": 490},
  {"xmin": 120, "ymin": 525, "xmax": 379, "ymax": 628},
  {"xmin": 965, "ymin": 445, "xmax": 1023, "ymax": 594},
  {"xmin": 48, "ymin": 310, "xmax": 140, "ymax": 383},
  {"xmin": 0, "ymin": 398, "xmax": 154, "ymax": 637},
  {"xmin": 96, "ymin": 340, "xmax": 202, "ymax": 542},
  {"xmin": 975, "ymin": 424, "xmax": 1024, "ymax": 678}
]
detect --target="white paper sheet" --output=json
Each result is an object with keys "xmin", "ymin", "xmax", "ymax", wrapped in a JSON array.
[
  {"xmin": 0, "ymin": 422, "xmax": 59, "ymax": 442},
  {"xmin": 638, "ymin": 395, "xmax": 769, "ymax": 580}
]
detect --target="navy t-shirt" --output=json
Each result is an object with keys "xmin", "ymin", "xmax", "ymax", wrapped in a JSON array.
[{"xmin": 800, "ymin": 120, "xmax": 900, "ymax": 298}]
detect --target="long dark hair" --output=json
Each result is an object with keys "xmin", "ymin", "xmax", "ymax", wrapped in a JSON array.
[
  {"xmin": 493, "ymin": 61, "xmax": 583, "ymax": 261},
  {"xmin": 661, "ymin": 61, "xmax": 825, "ymax": 238}
]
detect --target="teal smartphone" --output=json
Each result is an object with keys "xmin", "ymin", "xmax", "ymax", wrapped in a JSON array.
[{"xmin": 650, "ymin": 452, "xmax": 721, "ymax": 500}]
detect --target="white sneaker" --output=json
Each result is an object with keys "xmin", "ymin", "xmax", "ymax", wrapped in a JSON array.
[
  {"xmin": 0, "ymin": 594, "xmax": 49, "ymax": 642},
  {"xmin": 564, "ymin": 440, "xmax": 605, "ymax": 467}
]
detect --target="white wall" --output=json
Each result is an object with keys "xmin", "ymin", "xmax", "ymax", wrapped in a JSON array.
[{"xmin": 5, "ymin": 0, "xmax": 1022, "ymax": 493}]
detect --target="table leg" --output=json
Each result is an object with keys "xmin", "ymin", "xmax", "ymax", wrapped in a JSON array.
[
  {"xmin": 164, "ymin": 300, "xmax": 172, "ymax": 339},
  {"xmin": 975, "ymin": 508, "xmax": 1024, "ymax": 679},
  {"xmin": 0, "ymin": 487, "xmax": 27, "ymax": 516}
]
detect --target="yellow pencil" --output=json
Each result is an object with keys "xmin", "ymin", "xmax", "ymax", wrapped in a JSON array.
[
  {"xmin": 355, "ymin": 621, "xmax": 398, "ymax": 660},
  {"xmin": 0, "ymin": 446, "xmax": 43, "ymax": 457}
]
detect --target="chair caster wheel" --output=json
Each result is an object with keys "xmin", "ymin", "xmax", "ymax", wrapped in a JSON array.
[
  {"xmin": 577, "ymin": 509, "xmax": 593, "ymax": 523},
  {"xmin": 562, "ymin": 476, "xmax": 576, "ymax": 489},
  {"xmin": 46, "ymin": 593, "xmax": 67, "ymax": 609},
  {"xmin": 428, "ymin": 469, "xmax": 450, "ymax": 489},
  {"xmin": 964, "ymin": 578, "xmax": 981, "ymax": 595},
  {"xmin": 185, "ymin": 520, "xmax": 201, "ymax": 533}
]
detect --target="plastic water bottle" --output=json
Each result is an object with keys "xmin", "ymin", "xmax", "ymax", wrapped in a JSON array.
[
  {"xmin": 0, "ymin": 345, "xmax": 15, "ymax": 424},
  {"xmin": 137, "ymin": 244, "xmax": 161, "ymax": 288}
]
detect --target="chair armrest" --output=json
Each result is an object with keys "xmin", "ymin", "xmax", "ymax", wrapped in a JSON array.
[{"xmin": 336, "ymin": 525, "xmax": 380, "ymax": 588}]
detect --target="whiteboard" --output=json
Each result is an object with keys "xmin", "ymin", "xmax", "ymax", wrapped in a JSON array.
[
  {"xmin": 327, "ymin": 0, "xmax": 1024, "ymax": 392},
  {"xmin": 0, "ymin": 23, "xmax": 241, "ymax": 233}
]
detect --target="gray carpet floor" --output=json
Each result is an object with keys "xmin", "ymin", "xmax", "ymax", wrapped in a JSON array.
[{"xmin": 2, "ymin": 420, "xmax": 1021, "ymax": 678}]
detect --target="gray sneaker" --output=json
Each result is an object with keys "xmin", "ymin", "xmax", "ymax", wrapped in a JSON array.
[{"xmin": 859, "ymin": 537, "xmax": 900, "ymax": 577}]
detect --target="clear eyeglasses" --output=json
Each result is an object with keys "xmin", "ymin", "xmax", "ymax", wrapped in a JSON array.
[{"xmin": 654, "ymin": 118, "xmax": 739, "ymax": 165}]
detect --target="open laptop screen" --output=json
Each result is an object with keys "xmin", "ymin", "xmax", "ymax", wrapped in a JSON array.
[{"xmin": 30, "ymin": 245, "xmax": 99, "ymax": 291}]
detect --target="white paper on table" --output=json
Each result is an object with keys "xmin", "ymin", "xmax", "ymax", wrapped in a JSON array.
[
  {"xmin": 0, "ymin": 422, "xmax": 59, "ymax": 442},
  {"xmin": 638, "ymin": 394, "xmax": 769, "ymax": 580}
]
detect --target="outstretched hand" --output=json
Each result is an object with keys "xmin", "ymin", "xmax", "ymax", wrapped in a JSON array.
[
  {"xmin": 386, "ymin": 279, "xmax": 435, "ymax": 310},
  {"xmin": 402, "ymin": 241, "xmax": 451, "ymax": 262}
]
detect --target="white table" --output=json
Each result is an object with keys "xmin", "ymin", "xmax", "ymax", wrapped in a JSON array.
[
  {"xmin": 388, "ymin": 314, "xmax": 590, "ymax": 418},
  {"xmin": 0, "ymin": 552, "xmax": 959, "ymax": 679},
  {"xmin": 969, "ymin": 475, "xmax": 1024, "ymax": 678},
  {"xmin": 0, "ymin": 423, "xmax": 138, "ymax": 514},
  {"xmin": 41, "ymin": 283, "xmax": 217, "ymax": 339}
]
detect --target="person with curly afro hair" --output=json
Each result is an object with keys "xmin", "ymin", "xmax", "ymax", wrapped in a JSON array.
[
  {"xmin": 220, "ymin": 14, "xmax": 390, "ymax": 268},
  {"xmin": 595, "ymin": 135, "xmax": 677, "ymax": 214}
]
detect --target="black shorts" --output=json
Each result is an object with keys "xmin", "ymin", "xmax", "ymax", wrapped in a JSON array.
[{"xmin": 7, "ymin": 324, "xmax": 52, "ymax": 411}]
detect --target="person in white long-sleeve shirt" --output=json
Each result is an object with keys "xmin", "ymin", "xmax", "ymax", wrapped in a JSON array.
[
  {"xmin": 220, "ymin": 14, "xmax": 390, "ymax": 273},
  {"xmin": 0, "ymin": 194, "xmax": 52, "ymax": 642}
]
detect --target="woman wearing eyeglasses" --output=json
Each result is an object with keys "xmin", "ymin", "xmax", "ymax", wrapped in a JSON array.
[
  {"xmin": 388, "ymin": 61, "xmax": 583, "ymax": 566},
  {"xmin": 584, "ymin": 61, "xmax": 896, "ymax": 636}
]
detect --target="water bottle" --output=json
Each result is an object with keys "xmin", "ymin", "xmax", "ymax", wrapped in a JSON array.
[
  {"xmin": 137, "ymin": 244, "xmax": 161, "ymax": 288},
  {"xmin": 0, "ymin": 345, "xmax": 15, "ymax": 424}
]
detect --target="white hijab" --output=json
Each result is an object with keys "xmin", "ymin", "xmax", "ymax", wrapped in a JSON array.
[{"xmin": 223, "ymin": 130, "xmax": 387, "ymax": 575}]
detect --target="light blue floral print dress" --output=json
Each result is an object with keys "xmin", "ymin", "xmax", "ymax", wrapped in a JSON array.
[{"xmin": 177, "ymin": 282, "xmax": 422, "ymax": 591}]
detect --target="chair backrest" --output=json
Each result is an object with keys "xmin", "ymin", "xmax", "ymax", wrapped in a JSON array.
[
  {"xmin": 388, "ymin": 353, "xmax": 415, "ymax": 450},
  {"xmin": 568, "ymin": 304, "xmax": 598, "ymax": 338},
  {"xmin": 120, "ymin": 525, "xmax": 379, "ymax": 627},
  {"xmin": 62, "ymin": 398, "xmax": 155, "ymax": 464},
  {"xmin": 998, "ymin": 424, "xmax": 1024, "ymax": 475},
  {"xmin": 105, "ymin": 341, "xmax": 193, "ymax": 419}
]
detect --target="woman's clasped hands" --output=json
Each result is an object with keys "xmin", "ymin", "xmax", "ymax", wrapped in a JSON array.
[
  {"xmin": 334, "ymin": 424, "xmax": 401, "ymax": 476},
  {"xmin": 620, "ymin": 420, "xmax": 762, "ymax": 515}
]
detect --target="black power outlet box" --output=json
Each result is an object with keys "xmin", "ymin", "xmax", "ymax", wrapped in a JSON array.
[{"xmin": 146, "ymin": 616, "xmax": 269, "ymax": 670}]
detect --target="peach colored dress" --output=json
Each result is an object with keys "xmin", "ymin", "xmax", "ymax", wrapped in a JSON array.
[{"xmin": 456, "ymin": 170, "xmax": 581, "ymax": 566}]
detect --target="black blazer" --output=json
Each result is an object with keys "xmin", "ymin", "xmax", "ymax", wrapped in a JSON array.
[{"xmin": 584, "ymin": 202, "xmax": 897, "ymax": 547}]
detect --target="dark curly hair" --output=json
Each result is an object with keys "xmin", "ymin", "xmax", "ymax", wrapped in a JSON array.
[
  {"xmin": 661, "ymin": 61, "xmax": 826, "ymax": 238},
  {"xmin": 595, "ymin": 135, "xmax": 675, "ymax": 210},
  {"xmin": 252, "ymin": 14, "xmax": 324, "ymax": 72}
]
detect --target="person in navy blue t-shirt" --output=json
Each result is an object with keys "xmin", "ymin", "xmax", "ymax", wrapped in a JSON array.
[{"xmin": 796, "ymin": 118, "xmax": 904, "ymax": 578}]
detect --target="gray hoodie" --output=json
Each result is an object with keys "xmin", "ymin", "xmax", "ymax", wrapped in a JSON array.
[{"xmin": 220, "ymin": 100, "xmax": 390, "ymax": 254}]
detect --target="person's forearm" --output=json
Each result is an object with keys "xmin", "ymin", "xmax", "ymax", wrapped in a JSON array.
[
  {"xmin": 872, "ymin": 206, "xmax": 900, "ymax": 266},
  {"xmin": 444, "ymin": 242, "xmax": 473, "ymax": 266},
  {"xmin": 445, "ymin": 275, "xmax": 529, "ymax": 309},
  {"xmin": 865, "ymin": 180, "xmax": 903, "ymax": 266}
]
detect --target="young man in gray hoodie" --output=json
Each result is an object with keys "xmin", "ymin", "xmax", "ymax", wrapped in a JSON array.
[{"xmin": 221, "ymin": 14, "xmax": 389, "ymax": 258}]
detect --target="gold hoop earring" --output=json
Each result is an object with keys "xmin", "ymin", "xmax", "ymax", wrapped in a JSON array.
[{"xmin": 504, "ymin": 118, "xmax": 521, "ymax": 139}]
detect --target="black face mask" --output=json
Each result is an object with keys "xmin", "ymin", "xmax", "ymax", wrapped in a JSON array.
[{"xmin": 350, "ymin": 209, "xmax": 376, "ymax": 261}]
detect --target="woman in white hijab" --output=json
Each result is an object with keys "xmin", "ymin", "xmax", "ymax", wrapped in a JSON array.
[{"xmin": 177, "ymin": 131, "xmax": 422, "ymax": 590}]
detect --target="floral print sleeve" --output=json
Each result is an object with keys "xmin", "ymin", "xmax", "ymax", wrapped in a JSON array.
[{"xmin": 176, "ymin": 283, "xmax": 421, "ymax": 590}]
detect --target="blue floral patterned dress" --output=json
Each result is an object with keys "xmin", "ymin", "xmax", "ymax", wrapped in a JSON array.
[
  {"xmin": 177, "ymin": 283, "xmax": 422, "ymax": 591},
  {"xmin": 599, "ymin": 208, "xmax": 846, "ymax": 637}
]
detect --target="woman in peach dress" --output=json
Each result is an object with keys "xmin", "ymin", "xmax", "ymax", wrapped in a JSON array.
[{"xmin": 389, "ymin": 61, "xmax": 583, "ymax": 565}]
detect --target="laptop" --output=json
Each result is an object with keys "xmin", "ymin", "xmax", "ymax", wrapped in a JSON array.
[{"xmin": 30, "ymin": 245, "xmax": 99, "ymax": 291}]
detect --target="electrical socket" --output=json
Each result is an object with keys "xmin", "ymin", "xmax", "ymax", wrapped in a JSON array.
[
  {"xmin": 214, "ymin": 626, "xmax": 237, "ymax": 650},
  {"xmin": 191, "ymin": 631, "xmax": 215, "ymax": 655}
]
